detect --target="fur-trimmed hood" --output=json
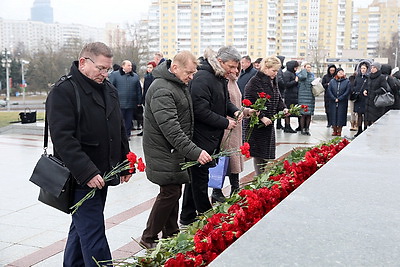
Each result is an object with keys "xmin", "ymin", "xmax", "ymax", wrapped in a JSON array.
[{"xmin": 199, "ymin": 48, "xmax": 226, "ymax": 77}]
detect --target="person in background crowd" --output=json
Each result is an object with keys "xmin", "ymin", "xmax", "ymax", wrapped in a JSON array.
[
  {"xmin": 390, "ymin": 67, "xmax": 400, "ymax": 110},
  {"xmin": 211, "ymin": 65, "xmax": 256, "ymax": 203},
  {"xmin": 348, "ymin": 66, "xmax": 358, "ymax": 132},
  {"xmin": 321, "ymin": 64, "xmax": 337, "ymax": 128},
  {"xmin": 46, "ymin": 42, "xmax": 132, "ymax": 266},
  {"xmin": 275, "ymin": 55, "xmax": 286, "ymax": 130},
  {"xmin": 109, "ymin": 60, "xmax": 142, "ymax": 140},
  {"xmin": 140, "ymin": 51, "xmax": 212, "ymax": 249},
  {"xmin": 180, "ymin": 46, "xmax": 242, "ymax": 226},
  {"xmin": 112, "ymin": 63, "xmax": 120, "ymax": 71},
  {"xmin": 364, "ymin": 62, "xmax": 391, "ymax": 126},
  {"xmin": 283, "ymin": 60, "xmax": 300, "ymax": 133},
  {"xmin": 154, "ymin": 52, "xmax": 166, "ymax": 66},
  {"xmin": 297, "ymin": 62, "xmax": 315, "ymax": 135},
  {"xmin": 243, "ymin": 56, "xmax": 289, "ymax": 176},
  {"xmin": 237, "ymin": 55, "xmax": 257, "ymax": 97},
  {"xmin": 327, "ymin": 68, "xmax": 351, "ymax": 136},
  {"xmin": 137, "ymin": 61, "xmax": 157, "ymax": 136},
  {"xmin": 253, "ymin": 57, "xmax": 263, "ymax": 70},
  {"xmin": 381, "ymin": 64, "xmax": 400, "ymax": 110},
  {"xmin": 351, "ymin": 60, "xmax": 370, "ymax": 137}
]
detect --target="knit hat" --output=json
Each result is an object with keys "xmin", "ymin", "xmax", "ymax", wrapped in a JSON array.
[
  {"xmin": 336, "ymin": 67, "xmax": 344, "ymax": 73},
  {"xmin": 371, "ymin": 62, "xmax": 381, "ymax": 70}
]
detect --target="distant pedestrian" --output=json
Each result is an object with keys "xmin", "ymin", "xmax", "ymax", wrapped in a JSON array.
[
  {"xmin": 351, "ymin": 60, "xmax": 370, "ymax": 137},
  {"xmin": 109, "ymin": 60, "xmax": 142, "ymax": 139},
  {"xmin": 322, "ymin": 65, "xmax": 337, "ymax": 127},
  {"xmin": 327, "ymin": 68, "xmax": 351, "ymax": 136},
  {"xmin": 275, "ymin": 55, "xmax": 286, "ymax": 130},
  {"xmin": 238, "ymin": 55, "xmax": 257, "ymax": 97},
  {"xmin": 154, "ymin": 52, "xmax": 166, "ymax": 66},
  {"xmin": 137, "ymin": 61, "xmax": 156, "ymax": 136},
  {"xmin": 364, "ymin": 62, "xmax": 391, "ymax": 126},
  {"xmin": 283, "ymin": 60, "xmax": 300, "ymax": 133},
  {"xmin": 297, "ymin": 62, "xmax": 315, "ymax": 135}
]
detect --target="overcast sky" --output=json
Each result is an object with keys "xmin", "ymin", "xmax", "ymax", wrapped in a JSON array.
[
  {"xmin": 0, "ymin": 0, "xmax": 373, "ymax": 28},
  {"xmin": 0, "ymin": 0, "xmax": 152, "ymax": 28}
]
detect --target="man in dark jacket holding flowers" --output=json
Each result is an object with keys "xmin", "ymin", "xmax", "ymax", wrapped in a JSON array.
[
  {"xmin": 179, "ymin": 46, "xmax": 242, "ymax": 225},
  {"xmin": 140, "ymin": 51, "xmax": 212, "ymax": 249},
  {"xmin": 46, "ymin": 42, "xmax": 132, "ymax": 266}
]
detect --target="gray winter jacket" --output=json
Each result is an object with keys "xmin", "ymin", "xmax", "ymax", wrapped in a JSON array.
[{"xmin": 143, "ymin": 60, "xmax": 202, "ymax": 185}]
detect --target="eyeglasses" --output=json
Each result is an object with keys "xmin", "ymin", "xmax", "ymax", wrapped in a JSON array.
[{"xmin": 85, "ymin": 57, "xmax": 113, "ymax": 74}]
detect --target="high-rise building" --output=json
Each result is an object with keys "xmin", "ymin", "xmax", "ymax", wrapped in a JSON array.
[
  {"xmin": 31, "ymin": 0, "xmax": 54, "ymax": 24},
  {"xmin": 142, "ymin": 0, "xmax": 400, "ymax": 67},
  {"xmin": 354, "ymin": 0, "xmax": 400, "ymax": 58}
]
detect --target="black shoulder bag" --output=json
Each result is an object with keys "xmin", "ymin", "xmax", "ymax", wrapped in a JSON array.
[
  {"xmin": 29, "ymin": 78, "xmax": 80, "ymax": 214},
  {"xmin": 350, "ymin": 79, "xmax": 366, "ymax": 102}
]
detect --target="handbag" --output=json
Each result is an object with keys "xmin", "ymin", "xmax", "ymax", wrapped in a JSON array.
[
  {"xmin": 350, "ymin": 79, "xmax": 366, "ymax": 102},
  {"xmin": 19, "ymin": 108, "xmax": 37, "ymax": 123},
  {"xmin": 29, "ymin": 77, "xmax": 80, "ymax": 214},
  {"xmin": 374, "ymin": 87, "xmax": 394, "ymax": 107},
  {"xmin": 311, "ymin": 78, "xmax": 324, "ymax": 97},
  {"xmin": 208, "ymin": 156, "xmax": 230, "ymax": 189}
]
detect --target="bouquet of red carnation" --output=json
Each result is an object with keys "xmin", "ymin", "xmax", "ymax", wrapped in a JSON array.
[
  {"xmin": 242, "ymin": 92, "xmax": 271, "ymax": 141},
  {"xmin": 70, "ymin": 152, "xmax": 145, "ymax": 214}
]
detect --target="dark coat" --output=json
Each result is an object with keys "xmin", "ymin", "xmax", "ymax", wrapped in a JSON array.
[
  {"xmin": 365, "ymin": 70, "xmax": 390, "ymax": 123},
  {"xmin": 381, "ymin": 64, "xmax": 400, "ymax": 110},
  {"xmin": 190, "ymin": 58, "xmax": 239, "ymax": 155},
  {"xmin": 283, "ymin": 60, "xmax": 299, "ymax": 107},
  {"xmin": 392, "ymin": 71, "xmax": 400, "ymax": 110},
  {"xmin": 142, "ymin": 72, "xmax": 155, "ymax": 105},
  {"xmin": 322, "ymin": 65, "xmax": 337, "ymax": 113},
  {"xmin": 297, "ymin": 68, "xmax": 315, "ymax": 115},
  {"xmin": 327, "ymin": 77, "xmax": 351, "ymax": 126},
  {"xmin": 46, "ymin": 61, "xmax": 130, "ymax": 186},
  {"xmin": 277, "ymin": 55, "xmax": 286, "ymax": 96},
  {"xmin": 109, "ymin": 68, "xmax": 142, "ymax": 109},
  {"xmin": 143, "ymin": 60, "xmax": 202, "ymax": 185},
  {"xmin": 243, "ymin": 71, "xmax": 286, "ymax": 159},
  {"xmin": 352, "ymin": 74, "xmax": 368, "ymax": 114},
  {"xmin": 237, "ymin": 65, "xmax": 257, "ymax": 96}
]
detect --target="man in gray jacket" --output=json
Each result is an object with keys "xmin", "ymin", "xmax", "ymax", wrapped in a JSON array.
[{"xmin": 140, "ymin": 51, "xmax": 212, "ymax": 249}]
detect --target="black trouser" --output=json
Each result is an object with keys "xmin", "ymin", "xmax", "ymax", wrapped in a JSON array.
[
  {"xmin": 64, "ymin": 186, "xmax": 110, "ymax": 267},
  {"xmin": 141, "ymin": 184, "xmax": 182, "ymax": 243},
  {"xmin": 180, "ymin": 165, "xmax": 212, "ymax": 222}
]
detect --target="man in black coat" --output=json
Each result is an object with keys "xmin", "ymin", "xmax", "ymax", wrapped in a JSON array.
[
  {"xmin": 46, "ymin": 42, "xmax": 132, "ymax": 266},
  {"xmin": 238, "ymin": 55, "xmax": 257, "ymax": 97},
  {"xmin": 180, "ymin": 46, "xmax": 242, "ymax": 225}
]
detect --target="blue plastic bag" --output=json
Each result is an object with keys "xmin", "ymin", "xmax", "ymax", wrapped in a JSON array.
[{"xmin": 208, "ymin": 156, "xmax": 229, "ymax": 189}]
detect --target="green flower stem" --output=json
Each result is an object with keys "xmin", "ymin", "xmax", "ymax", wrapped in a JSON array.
[{"xmin": 70, "ymin": 159, "xmax": 132, "ymax": 214}]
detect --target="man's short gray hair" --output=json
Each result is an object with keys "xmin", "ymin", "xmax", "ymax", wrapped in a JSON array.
[{"xmin": 216, "ymin": 46, "xmax": 241, "ymax": 63}]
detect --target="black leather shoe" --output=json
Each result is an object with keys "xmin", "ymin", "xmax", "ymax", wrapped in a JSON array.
[
  {"xmin": 283, "ymin": 126, "xmax": 296, "ymax": 133},
  {"xmin": 179, "ymin": 218, "xmax": 197, "ymax": 226},
  {"xmin": 139, "ymin": 239, "xmax": 156, "ymax": 249},
  {"xmin": 137, "ymin": 132, "xmax": 143, "ymax": 136},
  {"xmin": 211, "ymin": 189, "xmax": 226, "ymax": 203}
]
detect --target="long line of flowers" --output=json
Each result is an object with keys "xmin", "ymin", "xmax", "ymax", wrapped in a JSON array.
[{"xmin": 99, "ymin": 138, "xmax": 349, "ymax": 266}]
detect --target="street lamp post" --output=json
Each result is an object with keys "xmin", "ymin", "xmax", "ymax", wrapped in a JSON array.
[
  {"xmin": 20, "ymin": 59, "xmax": 29, "ymax": 106},
  {"xmin": 1, "ymin": 48, "xmax": 12, "ymax": 111}
]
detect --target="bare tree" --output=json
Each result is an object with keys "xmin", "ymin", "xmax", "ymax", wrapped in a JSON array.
[{"xmin": 376, "ymin": 32, "xmax": 400, "ymax": 67}]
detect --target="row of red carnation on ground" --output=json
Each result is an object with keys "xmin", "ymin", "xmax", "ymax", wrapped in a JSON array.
[{"xmin": 164, "ymin": 138, "xmax": 350, "ymax": 266}]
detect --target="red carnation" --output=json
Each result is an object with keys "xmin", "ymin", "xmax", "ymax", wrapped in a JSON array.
[
  {"xmin": 242, "ymin": 99, "xmax": 252, "ymax": 106},
  {"xmin": 137, "ymin": 158, "xmax": 146, "ymax": 172},
  {"xmin": 258, "ymin": 92, "xmax": 267, "ymax": 98}
]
